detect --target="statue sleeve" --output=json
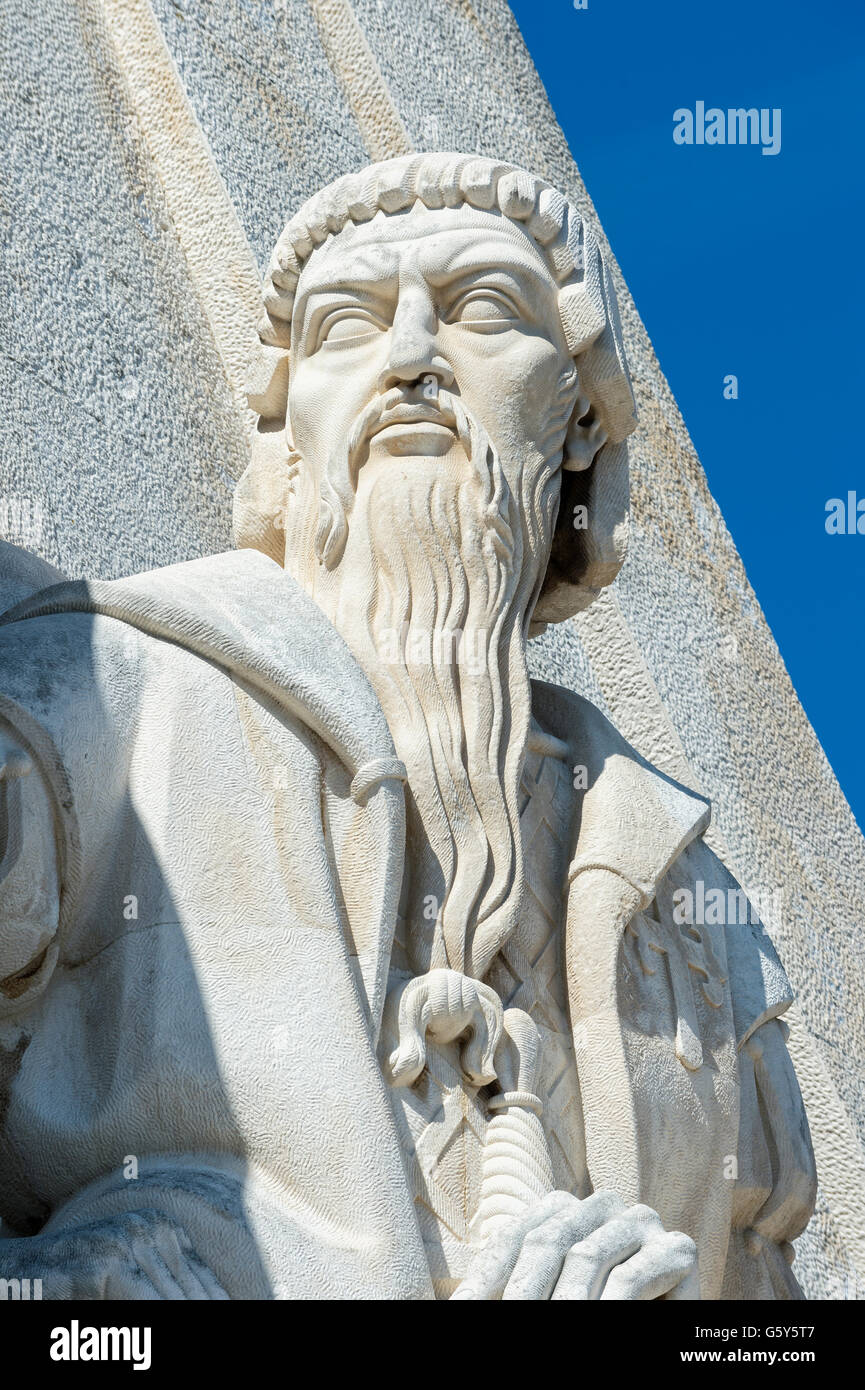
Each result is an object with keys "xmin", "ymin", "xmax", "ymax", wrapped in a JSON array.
[
  {"xmin": 725, "ymin": 1014, "xmax": 817, "ymax": 1298},
  {"xmin": 686, "ymin": 838, "xmax": 817, "ymax": 1297},
  {"xmin": 0, "ymin": 727, "xmax": 61, "ymax": 1007}
]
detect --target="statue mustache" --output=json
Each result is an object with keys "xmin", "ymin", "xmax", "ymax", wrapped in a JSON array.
[
  {"xmin": 347, "ymin": 385, "xmax": 459, "ymax": 483},
  {"xmin": 315, "ymin": 385, "xmax": 464, "ymax": 568}
]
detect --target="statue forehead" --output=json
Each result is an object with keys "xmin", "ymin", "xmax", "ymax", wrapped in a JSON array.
[{"xmin": 295, "ymin": 203, "xmax": 556, "ymax": 290}]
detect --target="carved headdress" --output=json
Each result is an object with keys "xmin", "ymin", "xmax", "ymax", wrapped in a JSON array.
[{"xmin": 234, "ymin": 153, "xmax": 637, "ymax": 624}]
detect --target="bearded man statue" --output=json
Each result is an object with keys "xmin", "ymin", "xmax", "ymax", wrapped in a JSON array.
[{"xmin": 0, "ymin": 154, "xmax": 815, "ymax": 1301}]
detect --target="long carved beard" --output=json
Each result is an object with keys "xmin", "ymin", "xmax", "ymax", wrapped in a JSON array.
[
  {"xmin": 373, "ymin": 419, "xmax": 521, "ymax": 978},
  {"xmin": 290, "ymin": 380, "xmax": 575, "ymax": 980},
  {"xmin": 337, "ymin": 391, "xmax": 567, "ymax": 979}
]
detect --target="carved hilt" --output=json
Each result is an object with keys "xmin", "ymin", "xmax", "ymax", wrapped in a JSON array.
[
  {"xmin": 471, "ymin": 1008, "xmax": 555, "ymax": 1244},
  {"xmin": 382, "ymin": 969, "xmax": 504, "ymax": 1088},
  {"xmin": 380, "ymin": 975, "xmax": 556, "ymax": 1247}
]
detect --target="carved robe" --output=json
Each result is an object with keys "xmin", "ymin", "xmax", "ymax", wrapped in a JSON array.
[{"xmin": 0, "ymin": 547, "xmax": 815, "ymax": 1299}]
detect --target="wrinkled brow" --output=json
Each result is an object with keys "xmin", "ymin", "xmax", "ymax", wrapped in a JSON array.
[
  {"xmin": 422, "ymin": 242, "xmax": 556, "ymax": 292},
  {"xmin": 296, "ymin": 244, "xmax": 401, "ymax": 305}
]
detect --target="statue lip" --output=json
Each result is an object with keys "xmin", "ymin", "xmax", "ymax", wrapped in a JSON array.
[{"xmin": 370, "ymin": 401, "xmax": 457, "ymax": 440}]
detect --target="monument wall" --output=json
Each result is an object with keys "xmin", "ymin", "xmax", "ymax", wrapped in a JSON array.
[{"xmin": 2, "ymin": 0, "xmax": 863, "ymax": 1297}]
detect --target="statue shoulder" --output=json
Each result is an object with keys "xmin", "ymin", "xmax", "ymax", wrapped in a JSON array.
[{"xmin": 0, "ymin": 550, "xmax": 396, "ymax": 784}]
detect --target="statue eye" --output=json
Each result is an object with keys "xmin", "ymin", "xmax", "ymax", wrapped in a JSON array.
[
  {"xmin": 320, "ymin": 311, "xmax": 382, "ymax": 346},
  {"xmin": 448, "ymin": 289, "xmax": 518, "ymax": 329}
]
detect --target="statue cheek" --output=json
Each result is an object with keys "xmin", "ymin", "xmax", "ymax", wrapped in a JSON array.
[
  {"xmin": 460, "ymin": 333, "xmax": 561, "ymax": 405},
  {"xmin": 289, "ymin": 374, "xmax": 359, "ymax": 461},
  {"xmin": 524, "ymin": 334, "xmax": 572, "ymax": 387},
  {"xmin": 502, "ymin": 346, "xmax": 569, "ymax": 438},
  {"xmin": 491, "ymin": 330, "xmax": 566, "ymax": 394}
]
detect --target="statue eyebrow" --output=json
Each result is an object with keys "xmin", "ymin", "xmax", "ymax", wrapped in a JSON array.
[
  {"xmin": 292, "ymin": 278, "xmax": 396, "ymax": 341},
  {"xmin": 298, "ymin": 282, "xmax": 393, "ymax": 305},
  {"xmin": 292, "ymin": 239, "xmax": 552, "ymax": 341},
  {"xmin": 296, "ymin": 244, "xmax": 400, "ymax": 298},
  {"xmin": 435, "ymin": 266, "xmax": 530, "ymax": 302},
  {"xmin": 426, "ymin": 247, "xmax": 554, "ymax": 291}
]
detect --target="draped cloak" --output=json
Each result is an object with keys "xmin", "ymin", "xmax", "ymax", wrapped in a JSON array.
[{"xmin": 0, "ymin": 548, "xmax": 816, "ymax": 1299}]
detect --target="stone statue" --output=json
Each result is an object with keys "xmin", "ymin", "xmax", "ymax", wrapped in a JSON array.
[{"xmin": 0, "ymin": 154, "xmax": 815, "ymax": 1300}]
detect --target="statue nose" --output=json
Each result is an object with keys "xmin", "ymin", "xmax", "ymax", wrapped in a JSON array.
[
  {"xmin": 378, "ymin": 340, "xmax": 455, "ymax": 393},
  {"xmin": 378, "ymin": 294, "xmax": 455, "ymax": 393}
]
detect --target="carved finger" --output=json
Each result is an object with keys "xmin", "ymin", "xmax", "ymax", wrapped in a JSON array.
[
  {"xmin": 550, "ymin": 1215, "xmax": 646, "ymax": 1300},
  {"xmin": 126, "ymin": 1233, "xmax": 188, "ymax": 1300},
  {"xmin": 504, "ymin": 1192, "xmax": 631, "ymax": 1300},
  {"xmin": 121, "ymin": 1213, "xmax": 189, "ymax": 1299},
  {"xmin": 503, "ymin": 1221, "xmax": 582, "ymax": 1301},
  {"xmin": 481, "ymin": 1189, "xmax": 623, "ymax": 1295},
  {"xmin": 104, "ymin": 1261, "xmax": 166, "ymax": 1301},
  {"xmin": 601, "ymin": 1231, "xmax": 699, "ymax": 1301},
  {"xmin": 184, "ymin": 1252, "xmax": 232, "ymax": 1301},
  {"xmin": 502, "ymin": 1193, "xmax": 625, "ymax": 1300},
  {"xmin": 173, "ymin": 1248, "xmax": 231, "ymax": 1301},
  {"xmin": 451, "ymin": 1190, "xmax": 578, "ymax": 1300},
  {"xmin": 122, "ymin": 1211, "xmax": 204, "ymax": 1301},
  {"xmin": 147, "ymin": 1223, "xmax": 219, "ymax": 1302},
  {"xmin": 152, "ymin": 1215, "xmax": 230, "ymax": 1301},
  {"xmin": 616, "ymin": 1202, "xmax": 667, "ymax": 1236}
]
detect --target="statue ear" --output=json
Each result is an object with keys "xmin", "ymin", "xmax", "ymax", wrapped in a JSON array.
[
  {"xmin": 245, "ymin": 344, "xmax": 290, "ymax": 418},
  {"xmin": 562, "ymin": 393, "xmax": 608, "ymax": 473},
  {"xmin": 558, "ymin": 239, "xmax": 637, "ymax": 446},
  {"xmin": 533, "ymin": 241, "xmax": 637, "ymax": 629}
]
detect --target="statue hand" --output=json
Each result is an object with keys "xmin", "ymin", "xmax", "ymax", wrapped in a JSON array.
[
  {"xmin": 0, "ymin": 1208, "xmax": 229, "ymax": 1300},
  {"xmin": 451, "ymin": 1190, "xmax": 699, "ymax": 1300}
]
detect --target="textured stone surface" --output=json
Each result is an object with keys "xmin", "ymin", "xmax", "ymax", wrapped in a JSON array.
[
  {"xmin": 1, "ymin": 0, "xmax": 862, "ymax": 1297},
  {"xmin": 148, "ymin": 0, "xmax": 370, "ymax": 273},
  {"xmin": 0, "ymin": 0, "xmax": 245, "ymax": 579}
]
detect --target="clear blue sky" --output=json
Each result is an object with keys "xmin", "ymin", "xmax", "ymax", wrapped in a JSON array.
[{"xmin": 511, "ymin": 0, "xmax": 865, "ymax": 830}]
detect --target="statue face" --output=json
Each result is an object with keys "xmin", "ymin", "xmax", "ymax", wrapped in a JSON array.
[{"xmin": 287, "ymin": 201, "xmax": 574, "ymax": 515}]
